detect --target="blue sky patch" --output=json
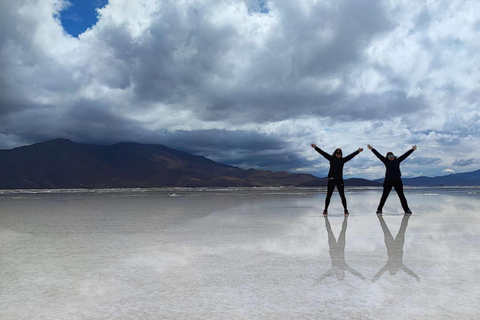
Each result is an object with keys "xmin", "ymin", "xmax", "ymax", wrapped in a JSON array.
[
  {"xmin": 258, "ymin": 0, "xmax": 269, "ymax": 14},
  {"xmin": 60, "ymin": 0, "xmax": 108, "ymax": 37},
  {"xmin": 249, "ymin": 0, "xmax": 270, "ymax": 14}
]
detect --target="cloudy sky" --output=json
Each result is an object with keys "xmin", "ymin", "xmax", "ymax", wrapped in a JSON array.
[{"xmin": 1, "ymin": 0, "xmax": 479, "ymax": 179}]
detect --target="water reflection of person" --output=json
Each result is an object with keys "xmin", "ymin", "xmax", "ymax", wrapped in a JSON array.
[
  {"xmin": 373, "ymin": 214, "xmax": 420, "ymax": 282},
  {"xmin": 318, "ymin": 216, "xmax": 365, "ymax": 281}
]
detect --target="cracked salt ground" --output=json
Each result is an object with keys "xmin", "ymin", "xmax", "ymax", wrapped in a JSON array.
[{"xmin": 1, "ymin": 187, "xmax": 479, "ymax": 319}]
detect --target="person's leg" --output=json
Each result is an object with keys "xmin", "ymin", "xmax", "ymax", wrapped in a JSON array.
[
  {"xmin": 324, "ymin": 216, "xmax": 336, "ymax": 248},
  {"xmin": 395, "ymin": 214, "xmax": 411, "ymax": 246},
  {"xmin": 338, "ymin": 215, "xmax": 348, "ymax": 248},
  {"xmin": 324, "ymin": 179, "xmax": 335, "ymax": 212},
  {"xmin": 377, "ymin": 215, "xmax": 395, "ymax": 249},
  {"xmin": 377, "ymin": 180, "xmax": 393, "ymax": 213},
  {"xmin": 336, "ymin": 180, "xmax": 348, "ymax": 212},
  {"xmin": 393, "ymin": 179, "xmax": 411, "ymax": 213}
]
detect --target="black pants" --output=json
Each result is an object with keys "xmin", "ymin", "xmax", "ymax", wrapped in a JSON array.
[
  {"xmin": 325, "ymin": 179, "xmax": 347, "ymax": 210},
  {"xmin": 377, "ymin": 178, "xmax": 410, "ymax": 212}
]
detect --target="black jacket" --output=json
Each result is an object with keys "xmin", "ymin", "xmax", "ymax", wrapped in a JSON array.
[
  {"xmin": 314, "ymin": 147, "xmax": 360, "ymax": 179},
  {"xmin": 371, "ymin": 148, "xmax": 414, "ymax": 180}
]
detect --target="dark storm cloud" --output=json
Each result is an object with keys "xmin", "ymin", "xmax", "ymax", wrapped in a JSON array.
[
  {"xmin": 275, "ymin": 0, "xmax": 392, "ymax": 75},
  {"xmin": 157, "ymin": 129, "xmax": 286, "ymax": 152},
  {"xmin": 0, "ymin": 98, "xmax": 138, "ymax": 148},
  {"xmin": 153, "ymin": 129, "xmax": 313, "ymax": 171},
  {"xmin": 452, "ymin": 158, "xmax": 475, "ymax": 167},
  {"xmin": 197, "ymin": 88, "xmax": 427, "ymax": 124},
  {"xmin": 126, "ymin": 3, "xmax": 240, "ymax": 103},
  {"xmin": 74, "ymin": 0, "xmax": 398, "ymax": 124},
  {"xmin": 408, "ymin": 157, "xmax": 442, "ymax": 166},
  {"xmin": 0, "ymin": 0, "xmax": 399, "ymax": 132},
  {"xmin": 0, "ymin": 2, "xmax": 39, "ymax": 116},
  {"xmin": 188, "ymin": 0, "xmax": 397, "ymax": 123},
  {"xmin": 220, "ymin": 152, "xmax": 315, "ymax": 172}
]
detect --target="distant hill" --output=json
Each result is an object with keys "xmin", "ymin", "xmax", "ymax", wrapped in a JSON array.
[
  {"xmin": 400, "ymin": 169, "xmax": 480, "ymax": 186},
  {"xmin": 0, "ymin": 139, "xmax": 378, "ymax": 189},
  {"xmin": 372, "ymin": 169, "xmax": 480, "ymax": 186}
]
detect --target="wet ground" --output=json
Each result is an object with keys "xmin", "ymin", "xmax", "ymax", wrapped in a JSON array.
[{"xmin": 1, "ymin": 187, "xmax": 479, "ymax": 319}]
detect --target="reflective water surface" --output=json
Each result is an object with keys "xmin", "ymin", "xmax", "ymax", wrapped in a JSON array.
[{"xmin": 1, "ymin": 187, "xmax": 479, "ymax": 319}]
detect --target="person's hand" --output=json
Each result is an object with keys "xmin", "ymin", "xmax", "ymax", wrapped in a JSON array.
[
  {"xmin": 367, "ymin": 144, "xmax": 373, "ymax": 150},
  {"xmin": 358, "ymin": 148, "xmax": 364, "ymax": 153},
  {"xmin": 311, "ymin": 143, "xmax": 317, "ymax": 149},
  {"xmin": 412, "ymin": 145, "xmax": 417, "ymax": 151}
]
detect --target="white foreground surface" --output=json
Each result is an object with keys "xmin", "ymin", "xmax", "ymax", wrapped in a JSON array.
[{"xmin": 1, "ymin": 187, "xmax": 479, "ymax": 319}]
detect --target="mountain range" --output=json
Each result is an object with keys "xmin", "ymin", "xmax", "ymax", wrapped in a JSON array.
[
  {"xmin": 400, "ymin": 169, "xmax": 480, "ymax": 186},
  {"xmin": 0, "ymin": 139, "xmax": 477, "ymax": 188},
  {"xmin": 0, "ymin": 138, "xmax": 379, "ymax": 189}
]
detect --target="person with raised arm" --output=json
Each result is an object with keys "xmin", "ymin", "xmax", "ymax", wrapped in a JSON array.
[
  {"xmin": 311, "ymin": 143, "xmax": 363, "ymax": 215},
  {"xmin": 368, "ymin": 144, "xmax": 417, "ymax": 214}
]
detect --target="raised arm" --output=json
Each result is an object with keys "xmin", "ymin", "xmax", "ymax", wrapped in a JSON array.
[
  {"xmin": 368, "ymin": 145, "xmax": 387, "ymax": 164},
  {"xmin": 343, "ymin": 148, "xmax": 363, "ymax": 163},
  {"xmin": 311, "ymin": 143, "xmax": 332, "ymax": 161},
  {"xmin": 397, "ymin": 145, "xmax": 416, "ymax": 163}
]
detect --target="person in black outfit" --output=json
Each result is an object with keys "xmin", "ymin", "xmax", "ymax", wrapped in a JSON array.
[
  {"xmin": 368, "ymin": 144, "xmax": 417, "ymax": 214},
  {"xmin": 311, "ymin": 144, "xmax": 363, "ymax": 215}
]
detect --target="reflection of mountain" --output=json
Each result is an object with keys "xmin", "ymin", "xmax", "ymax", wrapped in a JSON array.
[
  {"xmin": 0, "ymin": 139, "xmax": 378, "ymax": 189},
  {"xmin": 373, "ymin": 214, "xmax": 419, "ymax": 282},
  {"xmin": 377, "ymin": 169, "xmax": 480, "ymax": 186},
  {"xmin": 318, "ymin": 216, "xmax": 365, "ymax": 281}
]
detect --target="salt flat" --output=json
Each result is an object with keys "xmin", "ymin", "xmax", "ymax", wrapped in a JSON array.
[{"xmin": 1, "ymin": 187, "xmax": 479, "ymax": 319}]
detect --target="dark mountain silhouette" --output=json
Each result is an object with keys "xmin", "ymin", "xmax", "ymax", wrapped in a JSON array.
[
  {"xmin": 373, "ymin": 169, "xmax": 480, "ymax": 186},
  {"xmin": 400, "ymin": 169, "xmax": 480, "ymax": 186},
  {"xmin": 0, "ymin": 138, "xmax": 378, "ymax": 189}
]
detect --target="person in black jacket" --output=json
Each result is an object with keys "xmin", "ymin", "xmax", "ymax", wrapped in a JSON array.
[
  {"xmin": 368, "ymin": 144, "xmax": 417, "ymax": 214},
  {"xmin": 311, "ymin": 144, "xmax": 363, "ymax": 215}
]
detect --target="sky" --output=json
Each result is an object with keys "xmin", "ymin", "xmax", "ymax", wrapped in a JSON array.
[{"xmin": 1, "ymin": 0, "xmax": 479, "ymax": 180}]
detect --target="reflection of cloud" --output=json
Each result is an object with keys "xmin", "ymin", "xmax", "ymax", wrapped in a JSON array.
[{"xmin": 373, "ymin": 215, "xmax": 419, "ymax": 282}]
